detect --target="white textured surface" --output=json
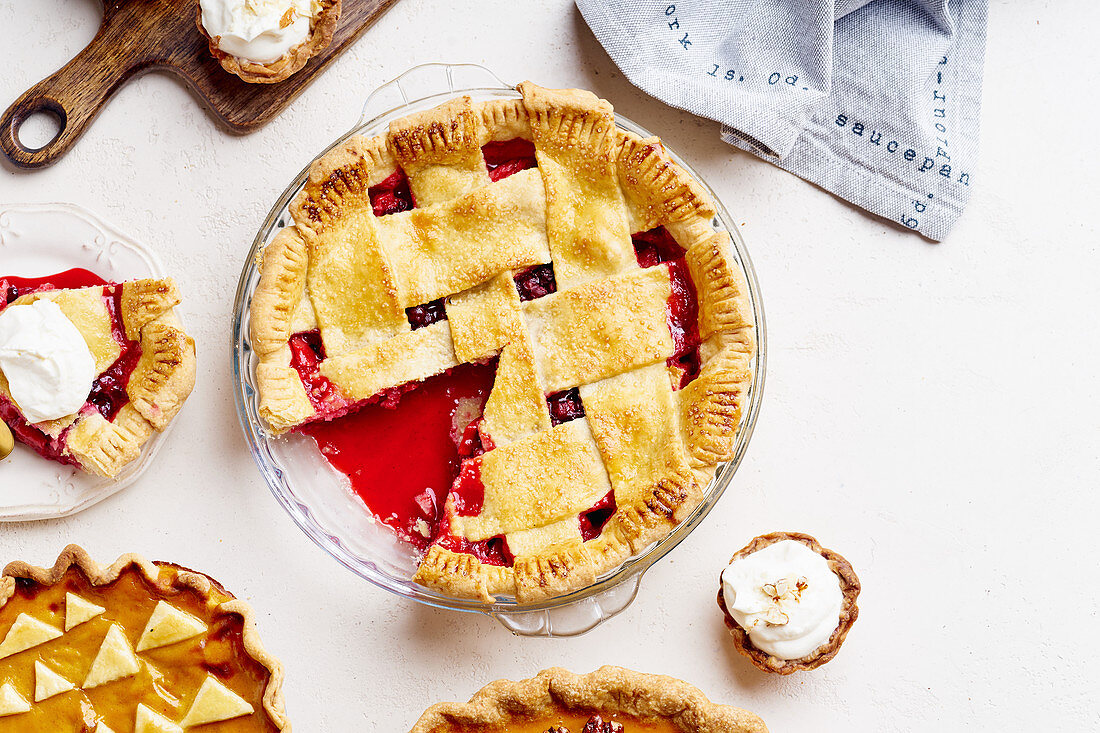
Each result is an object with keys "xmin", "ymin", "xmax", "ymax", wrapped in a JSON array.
[{"xmin": 1, "ymin": 1, "xmax": 1098, "ymax": 730}]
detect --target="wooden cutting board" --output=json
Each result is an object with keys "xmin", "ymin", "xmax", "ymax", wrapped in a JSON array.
[{"xmin": 0, "ymin": 0, "xmax": 398, "ymax": 170}]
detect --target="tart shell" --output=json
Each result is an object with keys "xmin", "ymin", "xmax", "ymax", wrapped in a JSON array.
[
  {"xmin": 409, "ymin": 666, "xmax": 768, "ymax": 733},
  {"xmin": 0, "ymin": 544, "xmax": 290, "ymax": 730},
  {"xmin": 717, "ymin": 531, "xmax": 860, "ymax": 675},
  {"xmin": 197, "ymin": 0, "xmax": 342, "ymax": 84}
]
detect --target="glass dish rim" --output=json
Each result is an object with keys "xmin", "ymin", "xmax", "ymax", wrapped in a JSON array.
[{"xmin": 231, "ymin": 67, "xmax": 768, "ymax": 618}]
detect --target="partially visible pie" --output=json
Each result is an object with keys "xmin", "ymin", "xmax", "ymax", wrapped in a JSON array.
[
  {"xmin": 251, "ymin": 83, "xmax": 756, "ymax": 603},
  {"xmin": 0, "ymin": 545, "xmax": 289, "ymax": 731},
  {"xmin": 409, "ymin": 666, "xmax": 767, "ymax": 733},
  {"xmin": 0, "ymin": 268, "xmax": 196, "ymax": 478}
]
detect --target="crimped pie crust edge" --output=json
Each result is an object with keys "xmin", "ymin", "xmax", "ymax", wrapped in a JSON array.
[
  {"xmin": 408, "ymin": 665, "xmax": 768, "ymax": 733},
  {"xmin": 0, "ymin": 544, "xmax": 290, "ymax": 731},
  {"xmin": 716, "ymin": 531, "xmax": 861, "ymax": 675}
]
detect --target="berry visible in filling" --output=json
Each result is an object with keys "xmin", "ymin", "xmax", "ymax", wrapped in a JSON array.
[
  {"xmin": 546, "ymin": 388, "xmax": 585, "ymax": 426},
  {"xmin": 405, "ymin": 298, "xmax": 447, "ymax": 330},
  {"xmin": 664, "ymin": 259, "xmax": 702, "ymax": 389},
  {"xmin": 631, "ymin": 226, "xmax": 685, "ymax": 268},
  {"xmin": 514, "ymin": 263, "xmax": 557, "ymax": 301},
  {"xmin": 579, "ymin": 490, "xmax": 617, "ymax": 542},
  {"xmin": 0, "ymin": 269, "xmax": 141, "ymax": 457},
  {"xmin": 300, "ymin": 361, "xmax": 498, "ymax": 552},
  {"xmin": 582, "ymin": 716, "xmax": 626, "ymax": 733},
  {"xmin": 436, "ymin": 533, "xmax": 514, "ymax": 567},
  {"xmin": 288, "ymin": 330, "xmax": 342, "ymax": 409},
  {"xmin": 482, "ymin": 138, "xmax": 538, "ymax": 182},
  {"xmin": 368, "ymin": 169, "xmax": 415, "ymax": 216}
]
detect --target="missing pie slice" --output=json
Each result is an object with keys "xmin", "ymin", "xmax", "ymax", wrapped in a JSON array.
[
  {"xmin": 0, "ymin": 545, "xmax": 289, "ymax": 731},
  {"xmin": 250, "ymin": 83, "xmax": 757, "ymax": 602},
  {"xmin": 409, "ymin": 666, "xmax": 767, "ymax": 733},
  {"xmin": 0, "ymin": 269, "xmax": 196, "ymax": 477}
]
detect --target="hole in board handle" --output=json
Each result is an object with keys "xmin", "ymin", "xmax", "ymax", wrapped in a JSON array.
[{"xmin": 12, "ymin": 101, "xmax": 66, "ymax": 153}]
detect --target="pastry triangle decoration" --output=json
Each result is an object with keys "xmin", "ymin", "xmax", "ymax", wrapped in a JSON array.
[
  {"xmin": 94, "ymin": 723, "xmax": 118, "ymax": 733},
  {"xmin": 65, "ymin": 592, "xmax": 106, "ymax": 631},
  {"xmin": 136, "ymin": 601, "xmax": 208, "ymax": 652},
  {"xmin": 181, "ymin": 675, "xmax": 255, "ymax": 727},
  {"xmin": 134, "ymin": 703, "xmax": 184, "ymax": 733},
  {"xmin": 83, "ymin": 624, "xmax": 141, "ymax": 689},
  {"xmin": 0, "ymin": 682, "xmax": 31, "ymax": 717},
  {"xmin": 34, "ymin": 659, "xmax": 75, "ymax": 701},
  {"xmin": 0, "ymin": 612, "xmax": 63, "ymax": 659}
]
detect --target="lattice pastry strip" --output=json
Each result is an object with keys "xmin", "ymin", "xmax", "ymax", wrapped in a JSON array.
[
  {"xmin": 389, "ymin": 96, "xmax": 492, "ymax": 206},
  {"xmin": 579, "ymin": 362, "xmax": 693, "ymax": 506},
  {"xmin": 448, "ymin": 420, "xmax": 612, "ymax": 541},
  {"xmin": 522, "ymin": 266, "xmax": 677, "ymax": 392},
  {"xmin": 373, "ymin": 168, "xmax": 551, "ymax": 307},
  {"xmin": 519, "ymin": 82, "xmax": 637, "ymax": 289}
]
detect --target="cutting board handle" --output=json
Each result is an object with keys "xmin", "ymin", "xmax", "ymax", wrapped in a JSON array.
[{"xmin": 0, "ymin": 29, "xmax": 137, "ymax": 170}]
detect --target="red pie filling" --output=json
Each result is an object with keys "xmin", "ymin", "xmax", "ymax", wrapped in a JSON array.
[
  {"xmin": 482, "ymin": 138, "xmax": 538, "ymax": 182},
  {"xmin": 579, "ymin": 490, "xmax": 616, "ymax": 542},
  {"xmin": 0, "ymin": 268, "xmax": 142, "ymax": 461},
  {"xmin": 663, "ymin": 248, "xmax": 703, "ymax": 390},
  {"xmin": 514, "ymin": 263, "xmax": 557, "ymax": 301},
  {"xmin": 405, "ymin": 298, "xmax": 447, "ymax": 329},
  {"xmin": 299, "ymin": 360, "xmax": 498, "ymax": 552},
  {"xmin": 368, "ymin": 169, "xmax": 415, "ymax": 216},
  {"xmin": 547, "ymin": 388, "xmax": 585, "ymax": 426},
  {"xmin": 632, "ymin": 226, "xmax": 685, "ymax": 268},
  {"xmin": 288, "ymin": 330, "xmax": 343, "ymax": 410}
]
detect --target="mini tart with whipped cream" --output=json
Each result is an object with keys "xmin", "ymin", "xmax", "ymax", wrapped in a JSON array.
[
  {"xmin": 0, "ymin": 269, "xmax": 196, "ymax": 478},
  {"xmin": 410, "ymin": 666, "xmax": 767, "ymax": 733},
  {"xmin": 197, "ymin": 0, "xmax": 342, "ymax": 84},
  {"xmin": 717, "ymin": 532, "xmax": 860, "ymax": 675},
  {"xmin": 0, "ymin": 545, "xmax": 289, "ymax": 731}
]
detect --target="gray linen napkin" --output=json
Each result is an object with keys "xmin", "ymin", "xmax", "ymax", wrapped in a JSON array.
[{"xmin": 576, "ymin": 0, "xmax": 988, "ymax": 241}]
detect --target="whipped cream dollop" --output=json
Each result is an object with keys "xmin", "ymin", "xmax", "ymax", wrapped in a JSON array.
[
  {"xmin": 721, "ymin": 539, "xmax": 843, "ymax": 660},
  {"xmin": 199, "ymin": 0, "xmax": 319, "ymax": 64},
  {"xmin": 0, "ymin": 299, "xmax": 97, "ymax": 424}
]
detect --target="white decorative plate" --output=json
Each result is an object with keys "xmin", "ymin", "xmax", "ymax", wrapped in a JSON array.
[{"xmin": 0, "ymin": 202, "xmax": 172, "ymax": 520}]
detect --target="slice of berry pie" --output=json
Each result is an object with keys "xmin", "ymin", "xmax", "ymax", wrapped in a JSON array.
[
  {"xmin": 408, "ymin": 667, "xmax": 767, "ymax": 733},
  {"xmin": 0, "ymin": 546, "xmax": 289, "ymax": 731},
  {"xmin": 0, "ymin": 268, "xmax": 196, "ymax": 477},
  {"xmin": 251, "ymin": 83, "xmax": 756, "ymax": 602}
]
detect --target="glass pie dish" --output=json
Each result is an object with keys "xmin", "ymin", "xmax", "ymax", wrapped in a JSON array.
[{"xmin": 232, "ymin": 63, "xmax": 767, "ymax": 636}]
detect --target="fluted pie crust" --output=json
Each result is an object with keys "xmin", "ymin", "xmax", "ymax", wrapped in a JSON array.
[
  {"xmin": 0, "ymin": 545, "xmax": 289, "ymax": 731},
  {"xmin": 717, "ymin": 532, "xmax": 861, "ymax": 675},
  {"xmin": 0, "ymin": 278, "xmax": 196, "ymax": 477},
  {"xmin": 409, "ymin": 666, "xmax": 767, "ymax": 733},
  {"xmin": 251, "ymin": 83, "xmax": 757, "ymax": 603},
  {"xmin": 197, "ymin": 0, "xmax": 342, "ymax": 84}
]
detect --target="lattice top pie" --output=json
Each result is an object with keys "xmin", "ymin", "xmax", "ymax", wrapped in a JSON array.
[{"xmin": 251, "ymin": 82, "xmax": 756, "ymax": 602}]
